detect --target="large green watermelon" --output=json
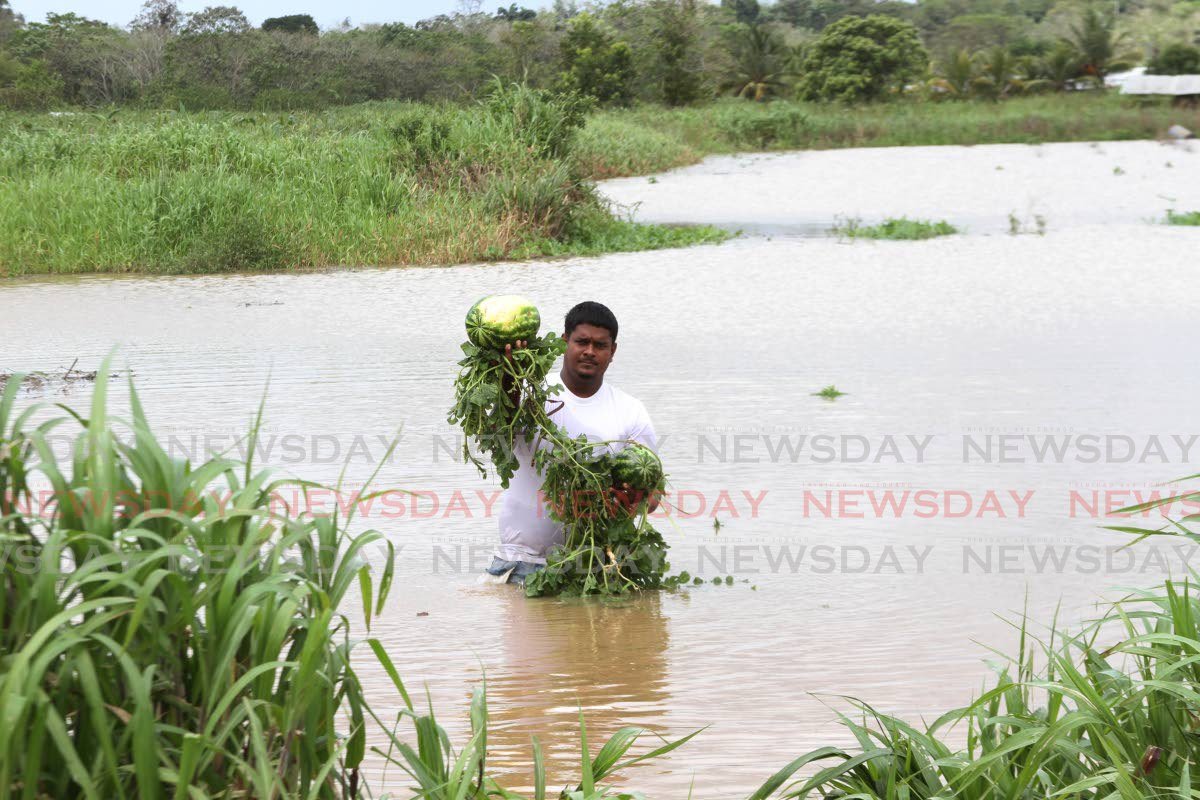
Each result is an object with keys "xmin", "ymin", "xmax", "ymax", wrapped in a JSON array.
[
  {"xmin": 465, "ymin": 295, "xmax": 541, "ymax": 349},
  {"xmin": 611, "ymin": 443, "xmax": 664, "ymax": 492}
]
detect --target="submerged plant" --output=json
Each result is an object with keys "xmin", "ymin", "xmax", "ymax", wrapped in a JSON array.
[
  {"xmin": 813, "ymin": 385, "xmax": 846, "ymax": 399},
  {"xmin": 1166, "ymin": 209, "xmax": 1200, "ymax": 226},
  {"xmin": 832, "ymin": 217, "xmax": 957, "ymax": 240}
]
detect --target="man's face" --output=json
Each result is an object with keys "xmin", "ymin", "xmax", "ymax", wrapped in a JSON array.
[{"xmin": 563, "ymin": 323, "xmax": 616, "ymax": 381}]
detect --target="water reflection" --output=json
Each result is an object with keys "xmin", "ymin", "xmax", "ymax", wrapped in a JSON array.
[{"xmin": 482, "ymin": 589, "xmax": 670, "ymax": 792}]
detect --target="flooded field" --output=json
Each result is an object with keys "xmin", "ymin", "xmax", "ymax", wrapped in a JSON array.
[{"xmin": 3, "ymin": 140, "xmax": 1199, "ymax": 796}]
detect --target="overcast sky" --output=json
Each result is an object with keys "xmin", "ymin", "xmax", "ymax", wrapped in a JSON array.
[{"xmin": 9, "ymin": 0, "xmax": 491, "ymax": 28}]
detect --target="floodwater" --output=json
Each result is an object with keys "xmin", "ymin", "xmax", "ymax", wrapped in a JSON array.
[{"xmin": 3, "ymin": 140, "xmax": 1200, "ymax": 797}]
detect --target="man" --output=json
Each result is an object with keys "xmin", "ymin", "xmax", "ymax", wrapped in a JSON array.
[{"xmin": 485, "ymin": 301, "xmax": 660, "ymax": 584}]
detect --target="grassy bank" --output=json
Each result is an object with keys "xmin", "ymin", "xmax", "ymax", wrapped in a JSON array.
[
  {"xmin": 0, "ymin": 86, "xmax": 724, "ymax": 277},
  {"xmin": 1, "ymin": 92, "xmax": 1194, "ymax": 276},
  {"xmin": 578, "ymin": 93, "xmax": 1200, "ymax": 177}
]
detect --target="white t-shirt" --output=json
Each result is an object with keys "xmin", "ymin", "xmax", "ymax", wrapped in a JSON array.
[{"xmin": 495, "ymin": 377, "xmax": 657, "ymax": 563}]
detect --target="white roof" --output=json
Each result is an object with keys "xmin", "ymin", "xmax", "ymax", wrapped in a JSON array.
[
  {"xmin": 1119, "ymin": 74, "xmax": 1200, "ymax": 95},
  {"xmin": 1106, "ymin": 67, "xmax": 1146, "ymax": 88}
]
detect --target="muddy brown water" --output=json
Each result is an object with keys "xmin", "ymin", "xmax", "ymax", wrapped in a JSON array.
[{"xmin": 3, "ymin": 141, "xmax": 1199, "ymax": 797}]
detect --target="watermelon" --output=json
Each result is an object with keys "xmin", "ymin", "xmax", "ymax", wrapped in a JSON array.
[
  {"xmin": 611, "ymin": 443, "xmax": 664, "ymax": 492},
  {"xmin": 465, "ymin": 295, "xmax": 541, "ymax": 349}
]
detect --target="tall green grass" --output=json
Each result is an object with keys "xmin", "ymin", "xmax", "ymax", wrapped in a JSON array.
[
  {"xmin": 0, "ymin": 365, "xmax": 399, "ymax": 796},
  {"xmin": 0, "ymin": 364, "xmax": 699, "ymax": 798},
  {"xmin": 0, "ymin": 85, "xmax": 722, "ymax": 276},
  {"xmin": 579, "ymin": 94, "xmax": 1200, "ymax": 177},
  {"xmin": 752, "ymin": 486, "xmax": 1200, "ymax": 799}
]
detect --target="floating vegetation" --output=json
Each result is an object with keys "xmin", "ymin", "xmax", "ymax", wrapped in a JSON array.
[
  {"xmin": 0, "ymin": 360, "xmax": 122, "ymax": 393},
  {"xmin": 832, "ymin": 216, "xmax": 958, "ymax": 240},
  {"xmin": 814, "ymin": 384, "xmax": 846, "ymax": 400},
  {"xmin": 1166, "ymin": 209, "xmax": 1200, "ymax": 226}
]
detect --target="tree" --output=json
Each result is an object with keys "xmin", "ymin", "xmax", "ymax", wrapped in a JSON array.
[
  {"xmin": 130, "ymin": 0, "xmax": 181, "ymax": 33},
  {"xmin": 1147, "ymin": 42, "xmax": 1200, "ymax": 75},
  {"xmin": 558, "ymin": 12, "xmax": 635, "ymax": 106},
  {"xmin": 1030, "ymin": 41, "xmax": 1081, "ymax": 92},
  {"xmin": 971, "ymin": 45, "xmax": 1022, "ymax": 99},
  {"xmin": 182, "ymin": 6, "xmax": 250, "ymax": 36},
  {"xmin": 499, "ymin": 18, "xmax": 553, "ymax": 84},
  {"xmin": 262, "ymin": 14, "xmax": 318, "ymax": 35},
  {"xmin": 931, "ymin": 48, "xmax": 976, "ymax": 97},
  {"xmin": 932, "ymin": 13, "xmax": 1027, "ymax": 57},
  {"xmin": 0, "ymin": 0, "xmax": 24, "ymax": 44},
  {"xmin": 724, "ymin": 23, "xmax": 789, "ymax": 100},
  {"xmin": 721, "ymin": 0, "xmax": 761, "ymax": 25},
  {"xmin": 797, "ymin": 14, "xmax": 928, "ymax": 102},
  {"xmin": 1066, "ymin": 7, "xmax": 1130, "ymax": 82},
  {"xmin": 648, "ymin": 0, "xmax": 703, "ymax": 105},
  {"xmin": 494, "ymin": 4, "xmax": 536, "ymax": 22}
]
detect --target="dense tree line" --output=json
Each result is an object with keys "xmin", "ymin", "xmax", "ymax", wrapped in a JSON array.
[{"xmin": 0, "ymin": 0, "xmax": 1197, "ymax": 109}]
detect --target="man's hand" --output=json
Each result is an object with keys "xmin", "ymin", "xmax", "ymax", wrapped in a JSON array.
[
  {"xmin": 499, "ymin": 340, "xmax": 528, "ymax": 408},
  {"xmin": 609, "ymin": 481, "xmax": 661, "ymax": 515}
]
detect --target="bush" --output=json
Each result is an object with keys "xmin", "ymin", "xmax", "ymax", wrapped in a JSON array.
[
  {"xmin": 558, "ymin": 13, "xmax": 636, "ymax": 107},
  {"xmin": 0, "ymin": 57, "xmax": 64, "ymax": 109},
  {"xmin": 1147, "ymin": 42, "xmax": 1200, "ymax": 76},
  {"xmin": 797, "ymin": 15, "xmax": 929, "ymax": 103}
]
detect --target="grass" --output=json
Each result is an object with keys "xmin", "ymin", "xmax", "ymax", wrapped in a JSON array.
[
  {"xmin": 579, "ymin": 93, "xmax": 1200, "ymax": 178},
  {"xmin": 0, "ymin": 92, "xmax": 1193, "ymax": 276},
  {"xmin": 0, "ymin": 364, "xmax": 697, "ymax": 798},
  {"xmin": 1166, "ymin": 209, "xmax": 1200, "ymax": 226},
  {"xmin": 763, "ymin": 578, "xmax": 1200, "ymax": 798},
  {"xmin": 832, "ymin": 217, "xmax": 959, "ymax": 240},
  {"xmin": 0, "ymin": 86, "xmax": 722, "ymax": 277}
]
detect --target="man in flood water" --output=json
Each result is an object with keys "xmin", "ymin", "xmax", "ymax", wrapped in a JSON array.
[{"xmin": 485, "ymin": 301, "xmax": 660, "ymax": 584}]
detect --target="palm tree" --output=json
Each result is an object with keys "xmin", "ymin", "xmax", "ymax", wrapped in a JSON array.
[
  {"xmin": 1067, "ymin": 8, "xmax": 1133, "ymax": 82},
  {"xmin": 1030, "ymin": 41, "xmax": 1083, "ymax": 92},
  {"xmin": 725, "ymin": 23, "xmax": 790, "ymax": 101},
  {"xmin": 972, "ymin": 46, "xmax": 1024, "ymax": 100},
  {"xmin": 931, "ymin": 49, "xmax": 976, "ymax": 98}
]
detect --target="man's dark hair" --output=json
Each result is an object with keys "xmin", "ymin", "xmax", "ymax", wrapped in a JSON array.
[{"xmin": 564, "ymin": 301, "xmax": 618, "ymax": 341}]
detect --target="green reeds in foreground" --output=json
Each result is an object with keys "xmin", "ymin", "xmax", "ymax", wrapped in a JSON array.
[
  {"xmin": 9, "ymin": 360, "xmax": 1200, "ymax": 799},
  {"xmin": 832, "ymin": 217, "xmax": 959, "ymax": 240},
  {"xmin": 750, "ymin": 488, "xmax": 1200, "ymax": 799},
  {"xmin": 0, "ymin": 363, "xmax": 694, "ymax": 798},
  {"xmin": 1166, "ymin": 210, "xmax": 1200, "ymax": 226}
]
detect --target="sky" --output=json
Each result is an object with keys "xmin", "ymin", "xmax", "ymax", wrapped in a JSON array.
[{"xmin": 9, "ymin": 0, "xmax": 490, "ymax": 28}]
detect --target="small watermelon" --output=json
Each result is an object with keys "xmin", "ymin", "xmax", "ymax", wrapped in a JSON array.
[
  {"xmin": 611, "ymin": 443, "xmax": 663, "ymax": 492},
  {"xmin": 465, "ymin": 295, "xmax": 541, "ymax": 349}
]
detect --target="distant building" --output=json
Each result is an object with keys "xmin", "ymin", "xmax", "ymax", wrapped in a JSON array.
[{"xmin": 1111, "ymin": 68, "xmax": 1200, "ymax": 106}]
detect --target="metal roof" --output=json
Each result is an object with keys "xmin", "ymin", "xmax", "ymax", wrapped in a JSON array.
[{"xmin": 1119, "ymin": 74, "xmax": 1200, "ymax": 95}]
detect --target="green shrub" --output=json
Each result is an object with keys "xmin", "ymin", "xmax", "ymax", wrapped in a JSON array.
[{"xmin": 1148, "ymin": 42, "xmax": 1200, "ymax": 75}]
